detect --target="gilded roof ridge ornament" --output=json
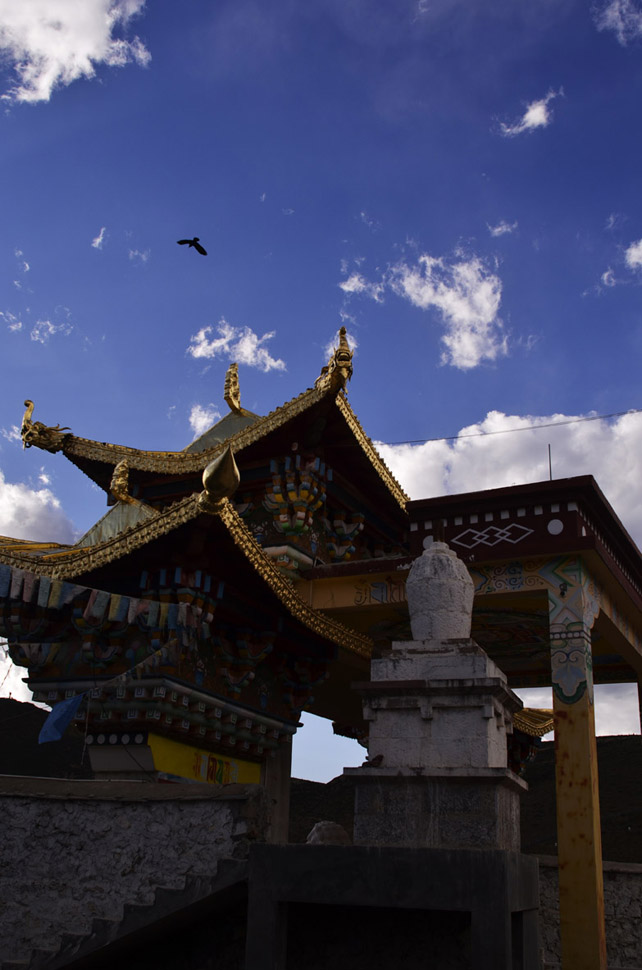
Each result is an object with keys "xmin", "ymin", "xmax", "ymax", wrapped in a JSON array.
[
  {"xmin": 21, "ymin": 400, "xmax": 71, "ymax": 453},
  {"xmin": 224, "ymin": 362, "xmax": 245, "ymax": 414},
  {"xmin": 316, "ymin": 326, "xmax": 353, "ymax": 391}
]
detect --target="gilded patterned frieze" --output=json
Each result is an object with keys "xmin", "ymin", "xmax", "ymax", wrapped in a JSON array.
[
  {"xmin": 466, "ymin": 553, "xmax": 642, "ymax": 658},
  {"xmin": 470, "ymin": 555, "xmax": 611, "ymax": 705}
]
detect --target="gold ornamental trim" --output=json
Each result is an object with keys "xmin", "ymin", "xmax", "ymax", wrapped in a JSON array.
[
  {"xmin": 60, "ymin": 381, "xmax": 408, "ymax": 512},
  {"xmin": 61, "ymin": 380, "xmax": 336, "ymax": 475},
  {"xmin": 0, "ymin": 494, "xmax": 201, "ymax": 579},
  {"xmin": 335, "ymin": 393, "xmax": 409, "ymax": 510},
  {"xmin": 513, "ymin": 708, "xmax": 554, "ymax": 738},
  {"xmin": 217, "ymin": 500, "xmax": 373, "ymax": 658},
  {"xmin": 22, "ymin": 329, "xmax": 407, "ymax": 516},
  {"xmin": 0, "ymin": 491, "xmax": 372, "ymax": 658},
  {"xmin": 0, "ymin": 549, "xmax": 59, "ymax": 572}
]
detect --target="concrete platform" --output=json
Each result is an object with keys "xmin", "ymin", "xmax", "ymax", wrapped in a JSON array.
[{"xmin": 245, "ymin": 844, "xmax": 541, "ymax": 970}]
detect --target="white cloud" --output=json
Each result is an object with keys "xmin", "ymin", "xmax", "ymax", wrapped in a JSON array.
[
  {"xmin": 390, "ymin": 253, "xmax": 506, "ymax": 369},
  {"xmin": 30, "ymin": 319, "xmax": 73, "ymax": 343},
  {"xmin": 0, "ymin": 467, "xmax": 75, "ymax": 543},
  {"xmin": 624, "ymin": 239, "xmax": 642, "ymax": 269},
  {"xmin": 338, "ymin": 272, "xmax": 384, "ymax": 303},
  {"xmin": 339, "ymin": 307, "xmax": 357, "ymax": 327},
  {"xmin": 377, "ymin": 408, "xmax": 642, "ymax": 546},
  {"xmin": 259, "ymin": 192, "xmax": 266, "ymax": 202},
  {"xmin": 282, "ymin": 208, "xmax": 295, "ymax": 216},
  {"xmin": 187, "ymin": 318, "xmax": 286, "ymax": 372},
  {"xmin": 0, "ymin": 426, "xmax": 21, "ymax": 445},
  {"xmin": 128, "ymin": 248, "xmax": 150, "ymax": 263},
  {"xmin": 605, "ymin": 212, "xmax": 625, "ymax": 231},
  {"xmin": 14, "ymin": 249, "xmax": 29, "ymax": 272},
  {"xmin": 359, "ymin": 210, "xmax": 381, "ymax": 232},
  {"xmin": 0, "ymin": 641, "xmax": 46, "ymax": 706},
  {"xmin": 0, "ymin": 0, "xmax": 151, "ymax": 104},
  {"xmin": 189, "ymin": 403, "xmax": 223, "ymax": 438},
  {"xmin": 500, "ymin": 89, "xmax": 561, "ymax": 137},
  {"xmin": 488, "ymin": 220, "xmax": 518, "ymax": 237},
  {"xmin": 516, "ymin": 684, "xmax": 640, "ymax": 737},
  {"xmin": 594, "ymin": 0, "xmax": 642, "ymax": 44},
  {"xmin": 601, "ymin": 268, "xmax": 617, "ymax": 287},
  {"xmin": 92, "ymin": 226, "xmax": 106, "ymax": 249},
  {"xmin": 1, "ymin": 310, "xmax": 23, "ymax": 332}
]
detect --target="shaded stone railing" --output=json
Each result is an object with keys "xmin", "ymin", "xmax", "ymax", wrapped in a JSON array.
[{"xmin": 538, "ymin": 856, "xmax": 642, "ymax": 969}]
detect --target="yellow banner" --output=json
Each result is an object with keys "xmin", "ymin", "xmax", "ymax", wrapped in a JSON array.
[{"xmin": 148, "ymin": 733, "xmax": 261, "ymax": 784}]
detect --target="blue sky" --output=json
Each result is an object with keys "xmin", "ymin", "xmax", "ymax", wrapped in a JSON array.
[{"xmin": 1, "ymin": 0, "xmax": 641, "ymax": 779}]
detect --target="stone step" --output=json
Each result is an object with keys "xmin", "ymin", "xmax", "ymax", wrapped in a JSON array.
[{"xmin": 20, "ymin": 858, "xmax": 248, "ymax": 970}]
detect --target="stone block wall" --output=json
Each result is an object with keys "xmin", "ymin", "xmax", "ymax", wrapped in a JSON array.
[
  {"xmin": 538, "ymin": 856, "xmax": 642, "ymax": 969},
  {"xmin": 0, "ymin": 776, "xmax": 267, "ymax": 963}
]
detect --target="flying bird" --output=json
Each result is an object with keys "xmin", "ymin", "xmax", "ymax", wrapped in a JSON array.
[{"xmin": 177, "ymin": 237, "xmax": 207, "ymax": 255}]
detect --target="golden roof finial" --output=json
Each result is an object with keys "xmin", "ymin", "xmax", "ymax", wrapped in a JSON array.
[
  {"xmin": 224, "ymin": 362, "xmax": 243, "ymax": 414},
  {"xmin": 317, "ymin": 326, "xmax": 353, "ymax": 391}
]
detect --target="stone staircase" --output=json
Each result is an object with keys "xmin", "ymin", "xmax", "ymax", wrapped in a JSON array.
[{"xmin": 1, "ymin": 858, "xmax": 248, "ymax": 970}]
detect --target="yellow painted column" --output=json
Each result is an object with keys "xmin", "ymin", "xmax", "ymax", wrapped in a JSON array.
[{"xmin": 549, "ymin": 566, "xmax": 606, "ymax": 970}]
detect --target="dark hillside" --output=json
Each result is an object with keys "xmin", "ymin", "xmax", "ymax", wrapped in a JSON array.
[{"xmin": 0, "ymin": 698, "xmax": 90, "ymax": 778}]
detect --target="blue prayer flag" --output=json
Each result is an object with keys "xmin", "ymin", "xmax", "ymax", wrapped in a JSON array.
[{"xmin": 38, "ymin": 694, "xmax": 84, "ymax": 744}]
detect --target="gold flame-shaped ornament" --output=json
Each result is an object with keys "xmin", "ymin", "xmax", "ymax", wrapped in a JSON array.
[{"xmin": 199, "ymin": 446, "xmax": 241, "ymax": 512}]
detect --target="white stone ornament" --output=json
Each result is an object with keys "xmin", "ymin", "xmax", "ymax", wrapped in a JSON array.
[{"xmin": 405, "ymin": 538, "xmax": 474, "ymax": 641}]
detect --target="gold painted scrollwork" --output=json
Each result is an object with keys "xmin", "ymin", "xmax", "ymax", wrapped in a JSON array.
[{"xmin": 21, "ymin": 400, "xmax": 71, "ymax": 453}]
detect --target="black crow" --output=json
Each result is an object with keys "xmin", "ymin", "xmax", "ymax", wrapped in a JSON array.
[{"xmin": 177, "ymin": 237, "xmax": 207, "ymax": 255}]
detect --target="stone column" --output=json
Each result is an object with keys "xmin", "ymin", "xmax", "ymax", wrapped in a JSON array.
[
  {"xmin": 549, "ymin": 566, "xmax": 607, "ymax": 970},
  {"xmin": 260, "ymin": 738, "xmax": 292, "ymax": 843}
]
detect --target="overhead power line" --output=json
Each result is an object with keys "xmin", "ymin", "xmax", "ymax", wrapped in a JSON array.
[{"xmin": 381, "ymin": 407, "xmax": 642, "ymax": 447}]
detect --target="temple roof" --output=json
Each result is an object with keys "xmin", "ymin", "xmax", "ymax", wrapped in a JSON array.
[
  {"xmin": 184, "ymin": 408, "xmax": 261, "ymax": 453},
  {"xmin": 2, "ymin": 330, "xmax": 407, "ymax": 666},
  {"xmin": 19, "ymin": 328, "xmax": 408, "ymax": 512},
  {"xmin": 0, "ymin": 493, "xmax": 372, "ymax": 659}
]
